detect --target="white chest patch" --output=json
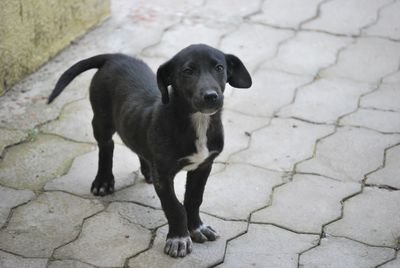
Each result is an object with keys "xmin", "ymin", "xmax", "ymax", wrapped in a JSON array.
[{"xmin": 182, "ymin": 113, "xmax": 210, "ymax": 171}]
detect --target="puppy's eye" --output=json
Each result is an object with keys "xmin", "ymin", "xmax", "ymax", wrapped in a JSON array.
[
  {"xmin": 183, "ymin": 68, "xmax": 193, "ymax": 75},
  {"xmin": 215, "ymin": 65, "xmax": 224, "ymax": 72}
]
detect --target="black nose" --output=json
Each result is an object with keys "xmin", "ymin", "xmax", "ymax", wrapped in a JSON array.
[{"xmin": 203, "ymin": 90, "xmax": 219, "ymax": 102}]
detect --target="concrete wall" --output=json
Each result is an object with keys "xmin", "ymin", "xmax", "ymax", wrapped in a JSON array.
[{"xmin": 0, "ymin": 0, "xmax": 110, "ymax": 95}]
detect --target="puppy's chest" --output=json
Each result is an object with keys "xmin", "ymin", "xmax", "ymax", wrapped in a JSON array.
[{"xmin": 180, "ymin": 113, "xmax": 214, "ymax": 171}]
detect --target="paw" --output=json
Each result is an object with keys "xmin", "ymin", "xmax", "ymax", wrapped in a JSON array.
[
  {"xmin": 164, "ymin": 236, "xmax": 193, "ymax": 258},
  {"xmin": 190, "ymin": 224, "xmax": 219, "ymax": 243},
  {"xmin": 91, "ymin": 176, "xmax": 115, "ymax": 196}
]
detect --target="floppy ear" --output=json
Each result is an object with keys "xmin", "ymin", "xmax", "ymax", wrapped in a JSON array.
[
  {"xmin": 225, "ymin": 54, "xmax": 252, "ymax": 88},
  {"xmin": 156, "ymin": 60, "xmax": 173, "ymax": 104}
]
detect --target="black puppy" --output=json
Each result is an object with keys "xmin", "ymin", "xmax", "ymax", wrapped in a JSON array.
[{"xmin": 48, "ymin": 44, "xmax": 252, "ymax": 257}]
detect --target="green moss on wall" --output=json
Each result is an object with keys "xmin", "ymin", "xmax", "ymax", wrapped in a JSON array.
[{"xmin": 0, "ymin": 0, "xmax": 110, "ymax": 95}]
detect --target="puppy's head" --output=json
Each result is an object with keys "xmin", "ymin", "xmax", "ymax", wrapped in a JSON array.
[{"xmin": 157, "ymin": 44, "xmax": 252, "ymax": 114}]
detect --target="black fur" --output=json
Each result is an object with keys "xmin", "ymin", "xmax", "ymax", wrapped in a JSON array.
[{"xmin": 48, "ymin": 44, "xmax": 252, "ymax": 257}]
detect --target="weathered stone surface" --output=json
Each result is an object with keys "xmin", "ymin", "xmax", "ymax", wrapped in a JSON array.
[
  {"xmin": 44, "ymin": 144, "xmax": 139, "ymax": 197},
  {"xmin": 216, "ymin": 110, "xmax": 267, "ymax": 162},
  {"xmin": 225, "ymin": 69, "xmax": 312, "ymax": 117},
  {"xmin": 220, "ymin": 23, "xmax": 293, "ymax": 72},
  {"xmin": 262, "ymin": 32, "xmax": 352, "ymax": 76},
  {"xmin": 0, "ymin": 250, "xmax": 47, "ymax": 268},
  {"xmin": 231, "ymin": 118, "xmax": 334, "ymax": 171},
  {"xmin": 0, "ymin": 134, "xmax": 93, "ymax": 190},
  {"xmin": 128, "ymin": 214, "xmax": 247, "ymax": 268},
  {"xmin": 142, "ymin": 22, "xmax": 234, "ymax": 59},
  {"xmin": 54, "ymin": 208, "xmax": 152, "ymax": 267},
  {"xmin": 366, "ymin": 145, "xmax": 400, "ymax": 189},
  {"xmin": 250, "ymin": 0, "xmax": 322, "ymax": 28},
  {"xmin": 297, "ymin": 127, "xmax": 400, "ymax": 182},
  {"xmin": 361, "ymin": 83, "xmax": 400, "ymax": 112},
  {"xmin": 189, "ymin": 0, "xmax": 260, "ymax": 25},
  {"xmin": 252, "ymin": 174, "xmax": 360, "ymax": 233},
  {"xmin": 340, "ymin": 109, "xmax": 400, "ymax": 133},
  {"xmin": 321, "ymin": 38, "xmax": 400, "ymax": 83},
  {"xmin": 221, "ymin": 224, "xmax": 319, "ymax": 267},
  {"xmin": 0, "ymin": 128, "xmax": 28, "ymax": 155},
  {"xmin": 364, "ymin": 0, "xmax": 400, "ymax": 40},
  {"xmin": 0, "ymin": 192, "xmax": 104, "ymax": 257},
  {"xmin": 0, "ymin": 186, "xmax": 35, "ymax": 227},
  {"xmin": 48, "ymin": 260, "xmax": 95, "ymax": 268},
  {"xmin": 0, "ymin": 70, "xmax": 94, "ymax": 130},
  {"xmin": 381, "ymin": 252, "xmax": 400, "ymax": 268},
  {"xmin": 302, "ymin": 0, "xmax": 391, "ymax": 35},
  {"xmin": 278, "ymin": 78, "xmax": 373, "ymax": 124},
  {"xmin": 200, "ymin": 163, "xmax": 283, "ymax": 220},
  {"xmin": 41, "ymin": 98, "xmax": 94, "ymax": 143},
  {"xmin": 108, "ymin": 163, "xmax": 225, "ymax": 208},
  {"xmin": 109, "ymin": 179, "xmax": 162, "ymax": 208},
  {"xmin": 325, "ymin": 188, "xmax": 400, "ymax": 247},
  {"xmin": 299, "ymin": 237, "xmax": 395, "ymax": 268},
  {"xmin": 107, "ymin": 202, "xmax": 166, "ymax": 229}
]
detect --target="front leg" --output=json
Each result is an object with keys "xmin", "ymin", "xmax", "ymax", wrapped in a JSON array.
[
  {"xmin": 184, "ymin": 163, "xmax": 219, "ymax": 243},
  {"xmin": 153, "ymin": 168, "xmax": 192, "ymax": 257}
]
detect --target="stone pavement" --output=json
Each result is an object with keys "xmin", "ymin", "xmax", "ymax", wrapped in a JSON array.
[{"xmin": 1, "ymin": 0, "xmax": 400, "ymax": 267}]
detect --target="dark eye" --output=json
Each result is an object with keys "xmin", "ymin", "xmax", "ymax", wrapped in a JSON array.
[
  {"xmin": 215, "ymin": 64, "xmax": 224, "ymax": 72},
  {"xmin": 183, "ymin": 68, "xmax": 193, "ymax": 75}
]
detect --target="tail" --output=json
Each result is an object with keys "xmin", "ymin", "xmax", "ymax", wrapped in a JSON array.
[{"xmin": 47, "ymin": 54, "xmax": 111, "ymax": 104}]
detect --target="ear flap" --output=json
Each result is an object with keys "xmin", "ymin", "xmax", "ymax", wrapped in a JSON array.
[
  {"xmin": 156, "ymin": 61, "xmax": 173, "ymax": 104},
  {"xmin": 225, "ymin": 54, "xmax": 252, "ymax": 88}
]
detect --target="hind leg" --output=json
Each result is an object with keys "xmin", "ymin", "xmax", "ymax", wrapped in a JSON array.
[
  {"xmin": 91, "ymin": 116, "xmax": 116, "ymax": 196},
  {"xmin": 139, "ymin": 157, "xmax": 153, "ymax": 184}
]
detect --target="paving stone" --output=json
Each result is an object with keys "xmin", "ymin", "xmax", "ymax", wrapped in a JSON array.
[
  {"xmin": 325, "ymin": 188, "xmax": 400, "ymax": 247},
  {"xmin": 262, "ymin": 32, "xmax": 352, "ymax": 76},
  {"xmin": 199, "ymin": 163, "xmax": 283, "ymax": 220},
  {"xmin": 250, "ymin": 0, "xmax": 322, "ymax": 28},
  {"xmin": 321, "ymin": 38, "xmax": 400, "ymax": 83},
  {"xmin": 364, "ymin": 0, "xmax": 400, "ymax": 40},
  {"xmin": 302, "ymin": 0, "xmax": 392, "ymax": 35},
  {"xmin": 278, "ymin": 78, "xmax": 373, "ymax": 124},
  {"xmin": 44, "ymin": 144, "xmax": 140, "ymax": 197},
  {"xmin": 252, "ymin": 174, "xmax": 360, "ymax": 233},
  {"xmin": 361, "ymin": 83, "xmax": 400, "ymax": 112},
  {"xmin": 381, "ymin": 252, "xmax": 400, "ymax": 268},
  {"xmin": 220, "ymin": 23, "xmax": 294, "ymax": 72},
  {"xmin": 231, "ymin": 118, "xmax": 334, "ymax": 171},
  {"xmin": 297, "ymin": 127, "xmax": 400, "ymax": 182},
  {"xmin": 0, "ymin": 250, "xmax": 47, "ymax": 268},
  {"xmin": 107, "ymin": 202, "xmax": 166, "ymax": 229},
  {"xmin": 48, "ymin": 260, "xmax": 95, "ymax": 268},
  {"xmin": 299, "ymin": 236, "xmax": 395, "ymax": 268},
  {"xmin": 0, "ymin": 128, "xmax": 28, "ymax": 156},
  {"xmin": 142, "ymin": 22, "xmax": 234, "ymax": 59},
  {"xmin": 221, "ymin": 224, "xmax": 319, "ymax": 267},
  {"xmin": 54, "ymin": 208, "xmax": 152, "ymax": 267},
  {"xmin": 189, "ymin": 0, "xmax": 261, "ymax": 25},
  {"xmin": 0, "ymin": 186, "xmax": 35, "ymax": 227},
  {"xmin": 128, "ymin": 213, "xmax": 247, "ymax": 268},
  {"xmin": 0, "ymin": 70, "xmax": 94, "ymax": 130},
  {"xmin": 384, "ymin": 70, "xmax": 400, "ymax": 84},
  {"xmin": 366, "ymin": 145, "xmax": 400, "ymax": 189},
  {"xmin": 340, "ymin": 109, "xmax": 400, "ymax": 133},
  {"xmin": 0, "ymin": 192, "xmax": 104, "ymax": 257},
  {"xmin": 225, "ymin": 69, "xmax": 313, "ymax": 117},
  {"xmin": 41, "ymin": 98, "xmax": 94, "ymax": 143},
  {"xmin": 216, "ymin": 110, "xmax": 267, "ymax": 162},
  {"xmin": 0, "ymin": 134, "xmax": 93, "ymax": 190},
  {"xmin": 108, "ymin": 163, "xmax": 225, "ymax": 209}
]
